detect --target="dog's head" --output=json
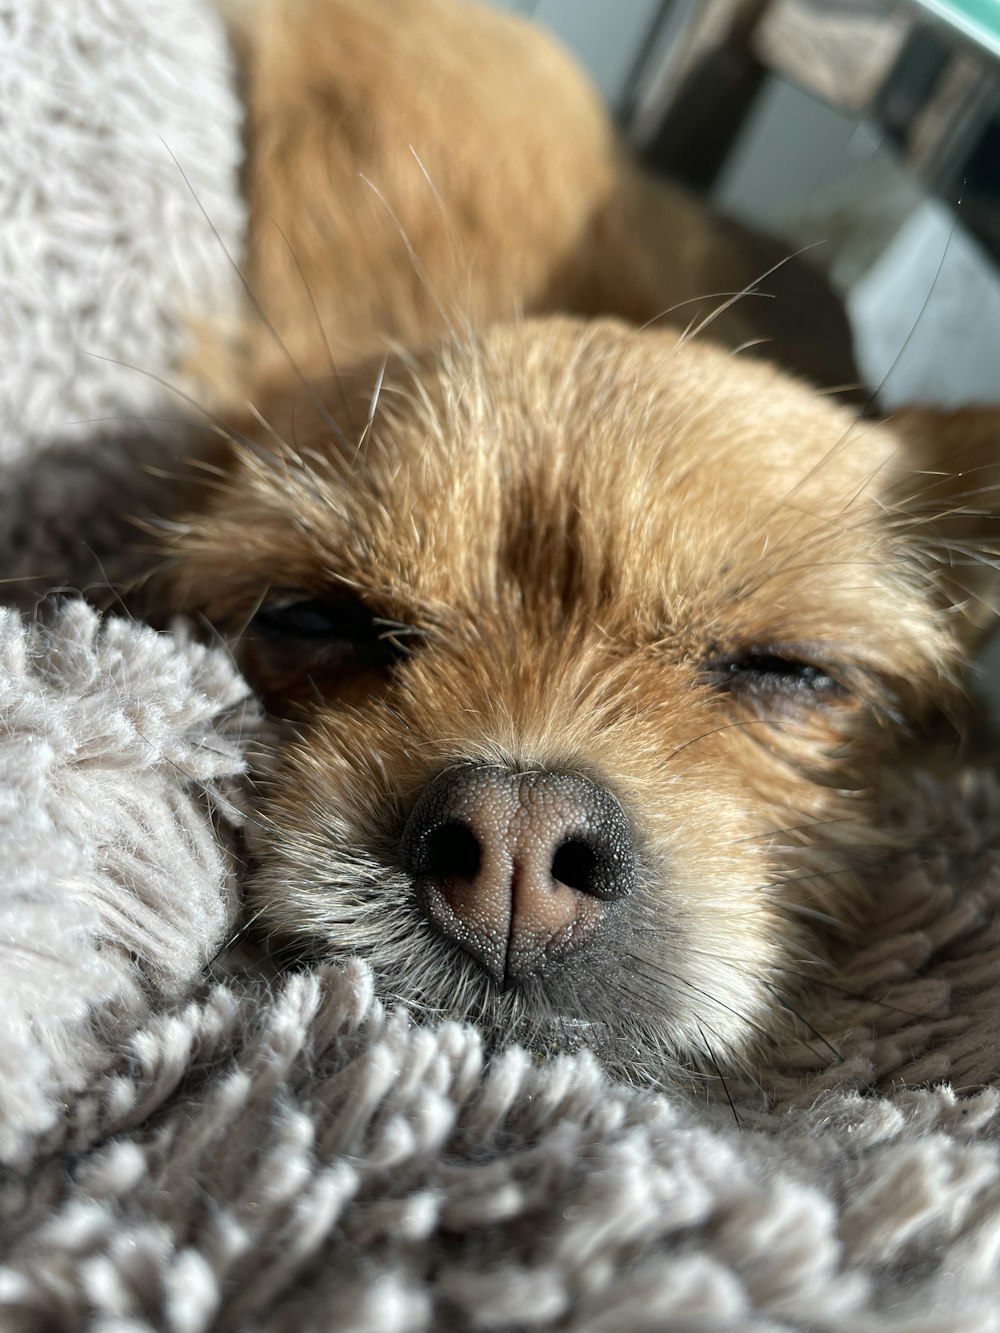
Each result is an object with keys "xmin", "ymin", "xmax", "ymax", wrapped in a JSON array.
[{"xmin": 169, "ymin": 316, "xmax": 998, "ymax": 1080}]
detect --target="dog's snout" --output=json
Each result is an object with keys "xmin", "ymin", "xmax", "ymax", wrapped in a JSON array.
[{"xmin": 402, "ymin": 765, "xmax": 636, "ymax": 987}]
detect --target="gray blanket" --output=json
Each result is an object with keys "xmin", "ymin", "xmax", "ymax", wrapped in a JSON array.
[{"xmin": 4, "ymin": 2, "xmax": 1000, "ymax": 1328}]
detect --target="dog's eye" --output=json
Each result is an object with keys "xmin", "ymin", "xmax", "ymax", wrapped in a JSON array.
[
  {"xmin": 254, "ymin": 598, "xmax": 361, "ymax": 639},
  {"xmin": 251, "ymin": 596, "xmax": 408, "ymax": 667},
  {"xmin": 708, "ymin": 651, "xmax": 842, "ymax": 699}
]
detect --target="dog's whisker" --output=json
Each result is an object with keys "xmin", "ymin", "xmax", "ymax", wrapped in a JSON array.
[
  {"xmin": 271, "ymin": 219, "xmax": 343, "ymax": 392},
  {"xmin": 159, "ymin": 137, "xmax": 354, "ymax": 453},
  {"xmin": 676, "ymin": 241, "xmax": 824, "ymax": 350},
  {"xmin": 358, "ymin": 172, "xmax": 461, "ymax": 351}
]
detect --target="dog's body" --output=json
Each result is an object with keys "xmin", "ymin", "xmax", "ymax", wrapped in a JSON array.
[
  {"xmin": 170, "ymin": 0, "xmax": 999, "ymax": 1082},
  {"xmin": 226, "ymin": 0, "xmax": 858, "ymax": 394}
]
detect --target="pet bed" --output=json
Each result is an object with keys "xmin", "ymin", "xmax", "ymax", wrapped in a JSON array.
[{"xmin": 3, "ymin": 2, "xmax": 1000, "ymax": 1328}]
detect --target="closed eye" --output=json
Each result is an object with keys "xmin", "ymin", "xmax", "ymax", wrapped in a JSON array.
[
  {"xmin": 705, "ymin": 650, "xmax": 843, "ymax": 700},
  {"xmin": 251, "ymin": 595, "xmax": 412, "ymax": 669}
]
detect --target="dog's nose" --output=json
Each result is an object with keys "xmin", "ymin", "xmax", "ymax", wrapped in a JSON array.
[{"xmin": 401, "ymin": 764, "xmax": 636, "ymax": 987}]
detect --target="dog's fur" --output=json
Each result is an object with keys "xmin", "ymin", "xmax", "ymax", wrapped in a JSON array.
[{"xmin": 168, "ymin": 0, "xmax": 1000, "ymax": 1082}]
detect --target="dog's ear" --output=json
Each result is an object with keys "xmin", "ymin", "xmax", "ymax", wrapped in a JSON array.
[{"xmin": 887, "ymin": 407, "xmax": 1000, "ymax": 648}]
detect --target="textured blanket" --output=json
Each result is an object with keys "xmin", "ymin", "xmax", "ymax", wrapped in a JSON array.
[{"xmin": 4, "ymin": 2, "xmax": 1000, "ymax": 1329}]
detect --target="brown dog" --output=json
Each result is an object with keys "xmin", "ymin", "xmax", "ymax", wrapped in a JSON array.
[{"xmin": 169, "ymin": 0, "xmax": 999, "ymax": 1082}]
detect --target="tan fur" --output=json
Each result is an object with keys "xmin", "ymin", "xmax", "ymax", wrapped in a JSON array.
[
  {"xmin": 168, "ymin": 0, "xmax": 1000, "ymax": 1080},
  {"xmin": 231, "ymin": 0, "xmax": 857, "ymax": 395}
]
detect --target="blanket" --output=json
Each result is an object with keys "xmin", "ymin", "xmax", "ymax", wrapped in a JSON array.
[{"xmin": 4, "ymin": 2, "xmax": 1000, "ymax": 1328}]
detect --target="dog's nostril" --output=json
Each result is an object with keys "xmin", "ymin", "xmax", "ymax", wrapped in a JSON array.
[
  {"xmin": 422, "ymin": 819, "xmax": 481, "ymax": 881},
  {"xmin": 551, "ymin": 838, "xmax": 598, "ymax": 894}
]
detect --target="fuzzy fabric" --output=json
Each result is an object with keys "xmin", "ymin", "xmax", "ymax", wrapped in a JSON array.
[
  {"xmin": 0, "ymin": 0, "xmax": 244, "ymax": 469},
  {"xmin": 0, "ymin": 604, "xmax": 256, "ymax": 1168},
  {"xmin": 4, "ymin": 1, "xmax": 1000, "ymax": 1329}
]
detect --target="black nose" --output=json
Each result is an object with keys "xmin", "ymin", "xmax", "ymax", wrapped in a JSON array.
[{"xmin": 401, "ymin": 764, "xmax": 636, "ymax": 987}]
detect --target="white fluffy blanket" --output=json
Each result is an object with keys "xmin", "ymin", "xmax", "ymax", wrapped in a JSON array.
[{"xmin": 4, "ymin": 2, "xmax": 1000, "ymax": 1329}]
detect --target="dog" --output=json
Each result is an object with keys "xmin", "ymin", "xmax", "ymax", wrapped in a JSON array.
[{"xmin": 167, "ymin": 0, "xmax": 1000, "ymax": 1084}]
